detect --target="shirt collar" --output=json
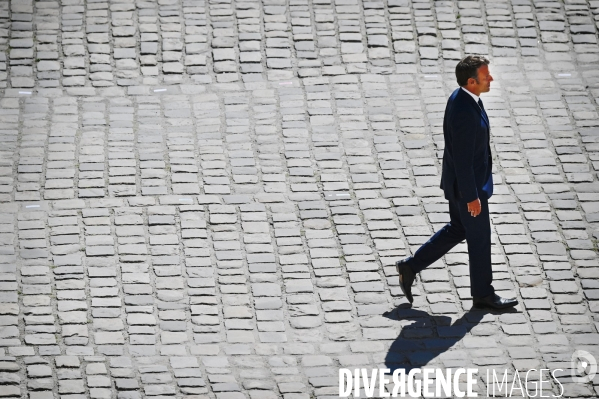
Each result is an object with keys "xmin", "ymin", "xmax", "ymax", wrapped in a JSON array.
[{"xmin": 461, "ymin": 87, "xmax": 479, "ymax": 103}]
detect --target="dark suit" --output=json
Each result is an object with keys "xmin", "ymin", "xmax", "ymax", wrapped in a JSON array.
[
  {"xmin": 440, "ymin": 88, "xmax": 493, "ymax": 202},
  {"xmin": 408, "ymin": 88, "xmax": 494, "ymax": 298}
]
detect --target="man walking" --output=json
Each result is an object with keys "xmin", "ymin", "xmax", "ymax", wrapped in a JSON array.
[{"xmin": 396, "ymin": 56, "xmax": 518, "ymax": 310}]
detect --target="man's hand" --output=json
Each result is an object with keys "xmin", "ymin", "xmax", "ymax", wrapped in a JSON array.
[{"xmin": 467, "ymin": 198, "xmax": 481, "ymax": 217}]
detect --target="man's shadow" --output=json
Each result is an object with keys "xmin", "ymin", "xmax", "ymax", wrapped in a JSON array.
[{"xmin": 383, "ymin": 306, "xmax": 498, "ymax": 372}]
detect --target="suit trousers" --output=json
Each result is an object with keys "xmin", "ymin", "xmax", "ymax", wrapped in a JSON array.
[{"xmin": 407, "ymin": 196, "xmax": 494, "ymax": 298}]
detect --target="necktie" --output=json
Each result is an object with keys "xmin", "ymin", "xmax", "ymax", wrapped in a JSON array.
[
  {"xmin": 478, "ymin": 98, "xmax": 492, "ymax": 197},
  {"xmin": 478, "ymin": 99, "xmax": 489, "ymax": 123}
]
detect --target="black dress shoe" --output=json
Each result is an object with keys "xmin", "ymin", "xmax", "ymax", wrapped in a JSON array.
[
  {"xmin": 472, "ymin": 293, "xmax": 518, "ymax": 310},
  {"xmin": 396, "ymin": 259, "xmax": 416, "ymax": 304}
]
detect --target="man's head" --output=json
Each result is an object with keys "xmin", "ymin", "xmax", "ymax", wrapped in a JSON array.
[{"xmin": 455, "ymin": 55, "xmax": 493, "ymax": 96}]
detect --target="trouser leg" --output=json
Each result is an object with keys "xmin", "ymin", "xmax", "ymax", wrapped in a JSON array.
[
  {"xmin": 457, "ymin": 196, "xmax": 494, "ymax": 298},
  {"xmin": 408, "ymin": 198, "xmax": 466, "ymax": 273}
]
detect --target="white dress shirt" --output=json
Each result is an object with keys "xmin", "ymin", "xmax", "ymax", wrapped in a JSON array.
[{"xmin": 461, "ymin": 86, "xmax": 479, "ymax": 103}]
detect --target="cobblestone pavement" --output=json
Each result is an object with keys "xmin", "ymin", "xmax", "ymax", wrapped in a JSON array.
[{"xmin": 0, "ymin": 0, "xmax": 599, "ymax": 398}]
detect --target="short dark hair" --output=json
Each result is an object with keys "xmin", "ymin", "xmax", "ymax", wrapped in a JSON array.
[{"xmin": 455, "ymin": 56, "xmax": 490, "ymax": 86}]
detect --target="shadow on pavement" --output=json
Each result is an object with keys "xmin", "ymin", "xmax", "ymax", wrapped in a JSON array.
[{"xmin": 383, "ymin": 305, "xmax": 507, "ymax": 373}]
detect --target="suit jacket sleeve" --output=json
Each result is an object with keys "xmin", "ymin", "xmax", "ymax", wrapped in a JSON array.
[{"xmin": 450, "ymin": 107, "xmax": 479, "ymax": 203}]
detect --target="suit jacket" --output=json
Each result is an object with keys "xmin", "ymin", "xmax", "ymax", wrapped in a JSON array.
[{"xmin": 440, "ymin": 88, "xmax": 493, "ymax": 203}]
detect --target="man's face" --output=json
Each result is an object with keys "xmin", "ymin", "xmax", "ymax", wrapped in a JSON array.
[{"xmin": 470, "ymin": 65, "xmax": 493, "ymax": 93}]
